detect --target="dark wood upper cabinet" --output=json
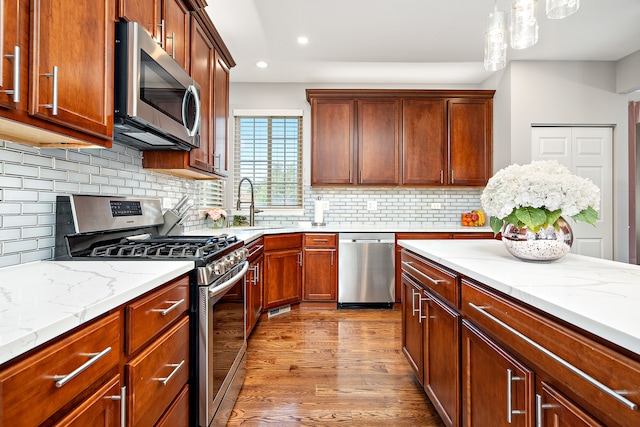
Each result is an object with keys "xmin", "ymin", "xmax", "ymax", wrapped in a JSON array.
[
  {"xmin": 358, "ymin": 98, "xmax": 400, "ymax": 185},
  {"xmin": 307, "ymin": 89, "xmax": 494, "ymax": 187},
  {"xmin": 310, "ymin": 98, "xmax": 355, "ymax": 185},
  {"xmin": 402, "ymin": 98, "xmax": 446, "ymax": 185},
  {"xmin": 447, "ymin": 98, "xmax": 493, "ymax": 186}
]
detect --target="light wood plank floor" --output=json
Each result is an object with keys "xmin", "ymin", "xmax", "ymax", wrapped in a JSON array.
[{"xmin": 227, "ymin": 307, "xmax": 445, "ymax": 426}]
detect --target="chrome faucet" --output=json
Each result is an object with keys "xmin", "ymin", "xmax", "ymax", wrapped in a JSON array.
[{"xmin": 236, "ymin": 177, "xmax": 262, "ymax": 226}]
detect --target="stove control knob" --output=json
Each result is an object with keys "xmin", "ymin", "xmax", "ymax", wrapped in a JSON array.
[
  {"xmin": 213, "ymin": 262, "xmax": 225, "ymax": 275},
  {"xmin": 239, "ymin": 248, "xmax": 249, "ymax": 260},
  {"xmin": 223, "ymin": 257, "xmax": 232, "ymax": 269},
  {"xmin": 228, "ymin": 253, "xmax": 238, "ymax": 265}
]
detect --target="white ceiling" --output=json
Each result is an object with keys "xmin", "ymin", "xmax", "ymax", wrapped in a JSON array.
[{"xmin": 205, "ymin": 0, "xmax": 640, "ymax": 85}]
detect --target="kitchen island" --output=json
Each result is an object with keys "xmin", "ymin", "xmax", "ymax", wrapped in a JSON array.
[
  {"xmin": 0, "ymin": 260, "xmax": 193, "ymax": 366},
  {"xmin": 398, "ymin": 239, "xmax": 640, "ymax": 427}
]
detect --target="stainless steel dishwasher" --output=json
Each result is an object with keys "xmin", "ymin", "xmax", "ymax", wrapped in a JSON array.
[{"xmin": 338, "ymin": 232, "xmax": 395, "ymax": 308}]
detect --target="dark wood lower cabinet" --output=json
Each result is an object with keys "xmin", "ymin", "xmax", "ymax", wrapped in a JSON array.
[
  {"xmin": 536, "ymin": 381, "xmax": 603, "ymax": 427},
  {"xmin": 423, "ymin": 289, "xmax": 460, "ymax": 427},
  {"xmin": 401, "ymin": 274, "xmax": 424, "ymax": 380},
  {"xmin": 461, "ymin": 321, "xmax": 535, "ymax": 427}
]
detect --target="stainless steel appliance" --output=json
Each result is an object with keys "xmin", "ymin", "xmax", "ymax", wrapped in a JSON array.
[
  {"xmin": 338, "ymin": 232, "xmax": 395, "ymax": 308},
  {"xmin": 54, "ymin": 195, "xmax": 248, "ymax": 427},
  {"xmin": 114, "ymin": 22, "xmax": 201, "ymax": 151}
]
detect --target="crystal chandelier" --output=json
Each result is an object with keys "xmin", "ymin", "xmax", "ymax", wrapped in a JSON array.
[
  {"xmin": 510, "ymin": 0, "xmax": 539, "ymax": 49},
  {"xmin": 483, "ymin": 0, "xmax": 579, "ymax": 71},
  {"xmin": 546, "ymin": 0, "xmax": 580, "ymax": 19},
  {"xmin": 484, "ymin": 7, "xmax": 508, "ymax": 71}
]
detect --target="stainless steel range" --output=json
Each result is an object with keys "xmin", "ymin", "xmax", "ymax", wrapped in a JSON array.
[{"xmin": 54, "ymin": 194, "xmax": 248, "ymax": 427}]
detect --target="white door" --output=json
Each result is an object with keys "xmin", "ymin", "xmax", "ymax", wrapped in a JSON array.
[{"xmin": 531, "ymin": 127, "xmax": 613, "ymax": 259}]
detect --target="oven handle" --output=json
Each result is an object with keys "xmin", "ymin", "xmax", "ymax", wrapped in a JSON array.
[{"xmin": 208, "ymin": 261, "xmax": 249, "ymax": 299}]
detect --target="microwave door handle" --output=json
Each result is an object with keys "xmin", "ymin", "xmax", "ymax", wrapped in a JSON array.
[{"xmin": 182, "ymin": 84, "xmax": 201, "ymax": 137}]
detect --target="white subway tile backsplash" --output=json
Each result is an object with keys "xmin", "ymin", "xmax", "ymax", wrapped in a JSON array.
[
  {"xmin": 22, "ymin": 226, "xmax": 53, "ymax": 239},
  {"xmin": 0, "ymin": 176, "xmax": 22, "ymax": 188},
  {"xmin": 3, "ymin": 215, "xmax": 38, "ymax": 227},
  {"xmin": 21, "ymin": 249, "xmax": 53, "ymax": 263},
  {"xmin": 24, "ymin": 153, "xmax": 53, "ymax": 167},
  {"xmin": 3, "ymin": 189, "xmax": 39, "ymax": 201},
  {"xmin": 23, "ymin": 179, "xmax": 54, "ymax": 190},
  {"xmin": 0, "ymin": 254, "xmax": 21, "ymax": 268}
]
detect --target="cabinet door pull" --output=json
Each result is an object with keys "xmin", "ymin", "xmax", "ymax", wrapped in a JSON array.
[
  {"xmin": 299, "ymin": 251, "xmax": 303, "ymax": 266},
  {"xmin": 1, "ymin": 46, "xmax": 20, "ymax": 102},
  {"xmin": 157, "ymin": 19, "xmax": 165, "ymax": 49},
  {"xmin": 420, "ymin": 290, "xmax": 429, "ymax": 321},
  {"xmin": 469, "ymin": 302, "xmax": 638, "ymax": 411},
  {"xmin": 313, "ymin": 238, "xmax": 329, "ymax": 242},
  {"xmin": 155, "ymin": 360, "xmax": 185, "ymax": 385},
  {"xmin": 507, "ymin": 368, "xmax": 526, "ymax": 423},
  {"xmin": 451, "ymin": 170, "xmax": 455, "ymax": 184},
  {"xmin": 331, "ymin": 249, "xmax": 335, "ymax": 266},
  {"xmin": 43, "ymin": 66, "xmax": 59, "ymax": 115},
  {"xmin": 53, "ymin": 346, "xmax": 112, "ymax": 388},
  {"xmin": 440, "ymin": 170, "xmax": 444, "ymax": 184},
  {"xmin": 151, "ymin": 299, "xmax": 185, "ymax": 316},
  {"xmin": 402, "ymin": 261, "xmax": 446, "ymax": 285},
  {"xmin": 535, "ymin": 394, "xmax": 554, "ymax": 427},
  {"xmin": 166, "ymin": 31, "xmax": 176, "ymax": 58},
  {"xmin": 110, "ymin": 386, "xmax": 127, "ymax": 427}
]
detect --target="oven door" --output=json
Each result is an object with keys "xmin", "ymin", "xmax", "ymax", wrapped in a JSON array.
[{"xmin": 198, "ymin": 261, "xmax": 248, "ymax": 427}]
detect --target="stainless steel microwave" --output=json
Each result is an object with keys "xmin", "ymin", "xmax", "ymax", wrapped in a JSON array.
[{"xmin": 114, "ymin": 22, "xmax": 201, "ymax": 151}]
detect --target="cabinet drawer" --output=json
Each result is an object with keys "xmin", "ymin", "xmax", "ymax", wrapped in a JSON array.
[
  {"xmin": 0, "ymin": 313, "xmax": 120, "ymax": 427},
  {"xmin": 401, "ymin": 249, "xmax": 459, "ymax": 307},
  {"xmin": 127, "ymin": 316, "xmax": 189, "ymax": 427},
  {"xmin": 155, "ymin": 384, "xmax": 189, "ymax": 427},
  {"xmin": 247, "ymin": 237, "xmax": 265, "ymax": 262},
  {"xmin": 264, "ymin": 233, "xmax": 302, "ymax": 251},
  {"xmin": 461, "ymin": 280, "xmax": 640, "ymax": 427},
  {"xmin": 304, "ymin": 233, "xmax": 337, "ymax": 248},
  {"xmin": 126, "ymin": 275, "xmax": 189, "ymax": 355}
]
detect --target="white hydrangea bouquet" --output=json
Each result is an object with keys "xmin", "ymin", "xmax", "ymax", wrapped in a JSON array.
[{"xmin": 480, "ymin": 160, "xmax": 600, "ymax": 235}]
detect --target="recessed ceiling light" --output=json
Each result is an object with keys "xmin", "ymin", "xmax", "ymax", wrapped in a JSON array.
[
  {"xmin": 297, "ymin": 36, "xmax": 309, "ymax": 45},
  {"xmin": 256, "ymin": 61, "xmax": 268, "ymax": 68}
]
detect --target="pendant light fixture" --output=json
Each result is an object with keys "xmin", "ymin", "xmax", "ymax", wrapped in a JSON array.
[
  {"xmin": 484, "ymin": 2, "xmax": 508, "ymax": 71},
  {"xmin": 510, "ymin": 0, "xmax": 539, "ymax": 49},
  {"xmin": 546, "ymin": 0, "xmax": 579, "ymax": 19}
]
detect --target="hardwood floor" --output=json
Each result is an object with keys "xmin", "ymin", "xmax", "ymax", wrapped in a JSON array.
[{"xmin": 227, "ymin": 306, "xmax": 445, "ymax": 426}]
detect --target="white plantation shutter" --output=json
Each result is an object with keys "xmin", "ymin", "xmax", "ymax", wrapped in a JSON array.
[
  {"xmin": 233, "ymin": 112, "xmax": 303, "ymax": 209},
  {"xmin": 199, "ymin": 180, "xmax": 225, "ymax": 208}
]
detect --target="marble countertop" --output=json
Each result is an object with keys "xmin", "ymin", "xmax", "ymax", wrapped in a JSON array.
[
  {"xmin": 398, "ymin": 239, "xmax": 640, "ymax": 355},
  {"xmin": 0, "ymin": 260, "xmax": 193, "ymax": 366}
]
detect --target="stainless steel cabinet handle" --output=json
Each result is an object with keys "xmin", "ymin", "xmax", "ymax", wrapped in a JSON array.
[
  {"xmin": 155, "ymin": 360, "xmax": 185, "ymax": 386},
  {"xmin": 151, "ymin": 299, "xmax": 185, "ymax": 316},
  {"xmin": 330, "ymin": 249, "xmax": 335, "ymax": 266},
  {"xmin": 469, "ymin": 302, "xmax": 638, "ymax": 411},
  {"xmin": 43, "ymin": 66, "xmax": 59, "ymax": 115},
  {"xmin": 349, "ymin": 170, "xmax": 352, "ymax": 183},
  {"xmin": 299, "ymin": 251, "xmax": 303, "ymax": 266},
  {"xmin": 53, "ymin": 346, "xmax": 112, "ymax": 388},
  {"xmin": 440, "ymin": 170, "xmax": 444, "ymax": 184},
  {"xmin": 451, "ymin": 170, "xmax": 455, "ymax": 184},
  {"xmin": 313, "ymin": 239, "xmax": 329, "ymax": 242},
  {"xmin": 158, "ymin": 19, "xmax": 166, "ymax": 49},
  {"xmin": 420, "ymin": 290, "xmax": 429, "ymax": 321},
  {"xmin": 1, "ymin": 46, "xmax": 20, "ymax": 102},
  {"xmin": 506, "ymin": 368, "xmax": 526, "ymax": 423},
  {"xmin": 402, "ymin": 261, "xmax": 446, "ymax": 286},
  {"xmin": 166, "ymin": 31, "xmax": 176, "ymax": 58},
  {"xmin": 110, "ymin": 386, "xmax": 126, "ymax": 427},
  {"xmin": 256, "ymin": 264, "xmax": 260, "ymax": 284},
  {"xmin": 535, "ymin": 394, "xmax": 554, "ymax": 427}
]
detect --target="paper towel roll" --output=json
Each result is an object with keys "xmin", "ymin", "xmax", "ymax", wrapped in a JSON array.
[{"xmin": 314, "ymin": 199, "xmax": 324, "ymax": 224}]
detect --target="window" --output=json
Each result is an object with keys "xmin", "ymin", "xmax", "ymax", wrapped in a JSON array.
[
  {"xmin": 233, "ymin": 111, "xmax": 303, "ymax": 209},
  {"xmin": 199, "ymin": 179, "xmax": 225, "ymax": 209}
]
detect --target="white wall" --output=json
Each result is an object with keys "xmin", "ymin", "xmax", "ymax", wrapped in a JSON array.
[{"xmin": 491, "ymin": 61, "xmax": 630, "ymax": 261}]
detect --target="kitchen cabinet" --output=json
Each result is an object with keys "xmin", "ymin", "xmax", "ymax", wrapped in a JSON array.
[
  {"xmin": 52, "ymin": 376, "xmax": 123, "ymax": 427},
  {"xmin": 358, "ymin": 99, "xmax": 401, "ymax": 185},
  {"xmin": 461, "ymin": 320, "xmax": 535, "ymax": 427},
  {"xmin": 447, "ymin": 98, "xmax": 493, "ymax": 186},
  {"xmin": 402, "ymin": 99, "xmax": 446, "ymax": 185},
  {"xmin": 0, "ymin": 313, "xmax": 122, "ymax": 427},
  {"xmin": 0, "ymin": 0, "xmax": 114, "ymax": 148},
  {"xmin": 263, "ymin": 233, "xmax": 302, "ymax": 310},
  {"xmin": 303, "ymin": 233, "xmax": 338, "ymax": 301},
  {"xmin": 401, "ymin": 249, "xmax": 461, "ymax": 427},
  {"xmin": 246, "ymin": 237, "xmax": 265, "ymax": 336},
  {"xmin": 141, "ymin": 10, "xmax": 234, "ymax": 179},
  {"xmin": 536, "ymin": 381, "xmax": 603, "ymax": 427},
  {"xmin": 401, "ymin": 274, "xmax": 424, "ymax": 382},
  {"xmin": 124, "ymin": 275, "xmax": 190, "ymax": 427},
  {"xmin": 118, "ymin": 0, "xmax": 193, "ymax": 70},
  {"xmin": 307, "ymin": 90, "xmax": 494, "ymax": 187}
]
